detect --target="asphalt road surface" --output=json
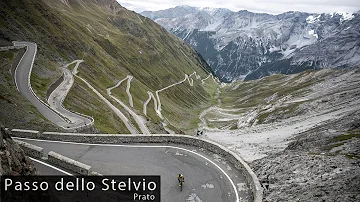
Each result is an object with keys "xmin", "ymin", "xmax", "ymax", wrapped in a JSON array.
[
  {"xmin": 13, "ymin": 41, "xmax": 91, "ymax": 129},
  {"xmin": 47, "ymin": 67, "xmax": 92, "ymax": 127},
  {"xmin": 31, "ymin": 157, "xmax": 72, "ymax": 175},
  {"xmin": 19, "ymin": 138, "xmax": 252, "ymax": 202}
]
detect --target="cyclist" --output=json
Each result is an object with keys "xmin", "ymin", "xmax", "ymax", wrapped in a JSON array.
[{"xmin": 178, "ymin": 174, "xmax": 184, "ymax": 186}]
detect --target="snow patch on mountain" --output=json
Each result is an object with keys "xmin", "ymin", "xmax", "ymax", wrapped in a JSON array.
[
  {"xmin": 331, "ymin": 11, "xmax": 355, "ymax": 22},
  {"xmin": 201, "ymin": 20, "xmax": 222, "ymax": 32},
  {"xmin": 306, "ymin": 14, "xmax": 321, "ymax": 23},
  {"xmin": 141, "ymin": 6, "xmax": 360, "ymax": 82},
  {"xmin": 308, "ymin": 30, "xmax": 318, "ymax": 39}
]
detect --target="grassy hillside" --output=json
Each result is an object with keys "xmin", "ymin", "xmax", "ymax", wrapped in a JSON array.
[
  {"xmin": 201, "ymin": 69, "xmax": 340, "ymax": 130},
  {"xmin": 0, "ymin": 48, "xmax": 62, "ymax": 131},
  {"xmin": 0, "ymin": 0, "xmax": 218, "ymax": 133}
]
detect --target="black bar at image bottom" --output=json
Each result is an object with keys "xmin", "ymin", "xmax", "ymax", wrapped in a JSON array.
[{"xmin": 0, "ymin": 175, "xmax": 160, "ymax": 202}]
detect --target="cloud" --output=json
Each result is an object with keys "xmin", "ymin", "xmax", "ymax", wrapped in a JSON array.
[{"xmin": 116, "ymin": 0, "xmax": 360, "ymax": 14}]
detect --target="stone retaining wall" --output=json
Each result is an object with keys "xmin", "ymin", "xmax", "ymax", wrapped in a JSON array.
[
  {"xmin": 15, "ymin": 140, "xmax": 44, "ymax": 159},
  {"xmin": 12, "ymin": 129, "xmax": 40, "ymax": 138},
  {"xmin": 48, "ymin": 151, "xmax": 91, "ymax": 175},
  {"xmin": 13, "ymin": 136, "xmax": 92, "ymax": 176},
  {"xmin": 11, "ymin": 130, "xmax": 263, "ymax": 201},
  {"xmin": 46, "ymin": 73, "xmax": 64, "ymax": 100},
  {"xmin": 0, "ymin": 45, "xmax": 26, "ymax": 51}
]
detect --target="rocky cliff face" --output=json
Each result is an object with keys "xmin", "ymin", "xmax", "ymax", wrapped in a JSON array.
[
  {"xmin": 142, "ymin": 6, "xmax": 360, "ymax": 82},
  {"xmin": 0, "ymin": 125, "xmax": 37, "ymax": 175}
]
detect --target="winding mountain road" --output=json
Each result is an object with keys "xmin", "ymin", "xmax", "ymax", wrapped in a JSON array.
[
  {"xmin": 10, "ymin": 42, "xmax": 254, "ymax": 201},
  {"xmin": 13, "ymin": 41, "xmax": 92, "ymax": 129},
  {"xmin": 74, "ymin": 74, "xmax": 139, "ymax": 134},
  {"xmin": 13, "ymin": 42, "xmax": 68, "ymax": 128},
  {"xmin": 13, "ymin": 41, "xmax": 145, "ymax": 133},
  {"xmin": 107, "ymin": 75, "xmax": 150, "ymax": 134},
  {"xmin": 18, "ymin": 137, "xmax": 252, "ymax": 202},
  {"xmin": 143, "ymin": 71, "xmax": 206, "ymax": 119},
  {"xmin": 14, "ymin": 41, "xmax": 215, "ymax": 132},
  {"xmin": 47, "ymin": 60, "xmax": 93, "ymax": 128}
]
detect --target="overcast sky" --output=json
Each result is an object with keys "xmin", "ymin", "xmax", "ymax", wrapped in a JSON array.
[{"xmin": 117, "ymin": 0, "xmax": 360, "ymax": 14}]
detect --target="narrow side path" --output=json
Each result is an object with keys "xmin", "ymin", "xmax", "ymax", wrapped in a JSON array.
[
  {"xmin": 107, "ymin": 75, "xmax": 150, "ymax": 134},
  {"xmin": 143, "ymin": 72, "xmax": 215, "ymax": 119},
  {"xmin": 75, "ymin": 74, "xmax": 139, "ymax": 134}
]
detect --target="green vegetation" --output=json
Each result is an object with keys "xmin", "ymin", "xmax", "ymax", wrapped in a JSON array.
[
  {"xmin": 198, "ymin": 70, "xmax": 336, "ymax": 130},
  {"xmin": 0, "ymin": 49, "xmax": 57, "ymax": 130},
  {"xmin": 30, "ymin": 73, "xmax": 52, "ymax": 99},
  {"xmin": 0, "ymin": 0, "xmax": 218, "ymax": 133},
  {"xmin": 67, "ymin": 63, "xmax": 77, "ymax": 71},
  {"xmin": 323, "ymin": 131, "xmax": 360, "ymax": 150},
  {"xmin": 344, "ymin": 154, "xmax": 360, "ymax": 159},
  {"xmin": 0, "ymin": 50, "xmax": 15, "ymax": 60},
  {"xmin": 220, "ymin": 73, "xmax": 316, "ymax": 109},
  {"xmin": 333, "ymin": 131, "xmax": 360, "ymax": 142},
  {"xmin": 320, "ymin": 131, "xmax": 360, "ymax": 159},
  {"xmin": 208, "ymin": 119, "xmax": 238, "ymax": 130},
  {"xmin": 257, "ymin": 100, "xmax": 308, "ymax": 124},
  {"xmin": 323, "ymin": 142, "xmax": 346, "ymax": 151},
  {"xmin": 63, "ymin": 77, "xmax": 130, "ymax": 134}
]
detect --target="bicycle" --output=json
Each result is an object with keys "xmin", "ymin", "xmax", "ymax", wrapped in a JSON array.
[{"xmin": 178, "ymin": 179, "xmax": 184, "ymax": 191}]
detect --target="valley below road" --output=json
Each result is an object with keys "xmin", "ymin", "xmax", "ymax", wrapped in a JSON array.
[
  {"xmin": 7, "ymin": 41, "xmax": 360, "ymax": 201},
  {"xmin": 200, "ymin": 69, "xmax": 360, "ymax": 201}
]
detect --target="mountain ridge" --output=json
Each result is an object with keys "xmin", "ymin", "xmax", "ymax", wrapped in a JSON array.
[{"xmin": 141, "ymin": 6, "xmax": 360, "ymax": 82}]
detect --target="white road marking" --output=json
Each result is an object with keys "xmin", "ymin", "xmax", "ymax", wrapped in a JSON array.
[
  {"xmin": 29, "ymin": 157, "xmax": 73, "ymax": 176},
  {"xmin": 16, "ymin": 137, "xmax": 240, "ymax": 202}
]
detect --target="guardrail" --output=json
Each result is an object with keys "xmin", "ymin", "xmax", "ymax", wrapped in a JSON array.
[
  {"xmin": 15, "ymin": 139, "xmax": 92, "ymax": 176},
  {"xmin": 46, "ymin": 73, "xmax": 65, "ymax": 100},
  {"xmin": 11, "ymin": 129, "xmax": 263, "ymax": 201},
  {"xmin": 0, "ymin": 45, "xmax": 26, "ymax": 51},
  {"xmin": 14, "ymin": 140, "xmax": 44, "ymax": 159},
  {"xmin": 48, "ymin": 151, "xmax": 91, "ymax": 175}
]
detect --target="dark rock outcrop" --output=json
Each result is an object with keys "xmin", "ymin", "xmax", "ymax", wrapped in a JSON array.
[{"xmin": 0, "ymin": 125, "xmax": 37, "ymax": 175}]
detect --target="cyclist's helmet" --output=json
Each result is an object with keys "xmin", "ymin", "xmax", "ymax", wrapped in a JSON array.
[{"xmin": 179, "ymin": 174, "xmax": 183, "ymax": 178}]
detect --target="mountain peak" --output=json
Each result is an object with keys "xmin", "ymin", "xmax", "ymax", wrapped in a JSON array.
[
  {"xmin": 142, "ymin": 5, "xmax": 360, "ymax": 82},
  {"xmin": 330, "ymin": 11, "xmax": 355, "ymax": 21}
]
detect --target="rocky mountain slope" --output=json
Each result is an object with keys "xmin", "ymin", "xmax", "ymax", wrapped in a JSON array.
[
  {"xmin": 251, "ymin": 111, "xmax": 360, "ymax": 201},
  {"xmin": 0, "ymin": 0, "xmax": 218, "ymax": 134},
  {"xmin": 198, "ymin": 68, "xmax": 360, "ymax": 201},
  {"xmin": 141, "ymin": 6, "xmax": 360, "ymax": 82},
  {"xmin": 0, "ymin": 125, "xmax": 37, "ymax": 175}
]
